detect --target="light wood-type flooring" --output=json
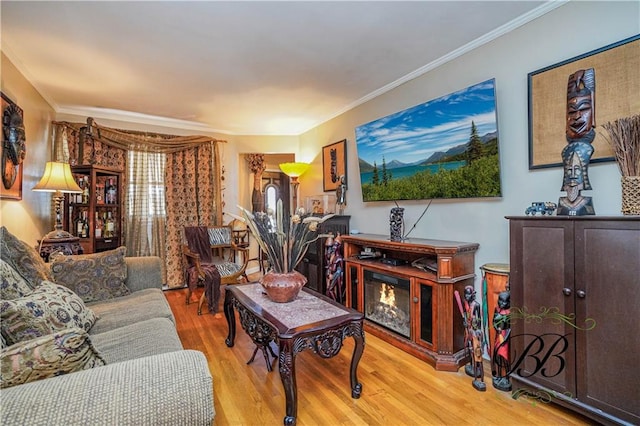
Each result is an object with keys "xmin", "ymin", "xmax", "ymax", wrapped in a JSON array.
[{"xmin": 165, "ymin": 283, "xmax": 593, "ymax": 426}]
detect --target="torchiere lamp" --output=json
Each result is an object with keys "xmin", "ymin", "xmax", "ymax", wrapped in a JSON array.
[
  {"xmin": 279, "ymin": 162, "xmax": 310, "ymax": 211},
  {"xmin": 33, "ymin": 161, "xmax": 82, "ymax": 240}
]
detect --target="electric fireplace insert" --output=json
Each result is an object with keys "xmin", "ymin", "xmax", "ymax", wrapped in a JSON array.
[{"xmin": 363, "ymin": 269, "xmax": 411, "ymax": 338}]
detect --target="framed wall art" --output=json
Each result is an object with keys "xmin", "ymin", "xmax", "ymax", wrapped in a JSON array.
[
  {"xmin": 1, "ymin": 92, "xmax": 25, "ymax": 200},
  {"xmin": 528, "ymin": 34, "xmax": 640, "ymax": 169},
  {"xmin": 322, "ymin": 139, "xmax": 347, "ymax": 192}
]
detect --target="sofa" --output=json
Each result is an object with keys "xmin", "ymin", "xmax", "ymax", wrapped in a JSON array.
[{"xmin": 0, "ymin": 227, "xmax": 215, "ymax": 425}]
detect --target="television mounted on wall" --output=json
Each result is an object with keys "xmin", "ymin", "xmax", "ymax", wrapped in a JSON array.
[{"xmin": 355, "ymin": 78, "xmax": 502, "ymax": 202}]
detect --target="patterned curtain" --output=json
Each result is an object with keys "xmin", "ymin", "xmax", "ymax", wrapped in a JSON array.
[
  {"xmin": 53, "ymin": 120, "xmax": 224, "ymax": 288},
  {"xmin": 165, "ymin": 142, "xmax": 222, "ymax": 288},
  {"xmin": 57, "ymin": 124, "xmax": 127, "ymax": 171}
]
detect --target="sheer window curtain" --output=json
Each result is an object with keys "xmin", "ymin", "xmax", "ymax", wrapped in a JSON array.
[{"xmin": 126, "ymin": 149, "xmax": 166, "ymax": 261}]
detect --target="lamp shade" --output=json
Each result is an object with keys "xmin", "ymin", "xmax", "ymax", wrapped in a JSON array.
[
  {"xmin": 279, "ymin": 162, "xmax": 310, "ymax": 178},
  {"xmin": 33, "ymin": 162, "xmax": 82, "ymax": 193}
]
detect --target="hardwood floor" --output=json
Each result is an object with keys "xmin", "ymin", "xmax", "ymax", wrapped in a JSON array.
[{"xmin": 165, "ymin": 285, "xmax": 593, "ymax": 426}]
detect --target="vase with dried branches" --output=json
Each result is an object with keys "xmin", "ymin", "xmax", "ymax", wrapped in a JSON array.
[
  {"xmin": 602, "ymin": 114, "xmax": 640, "ymax": 215},
  {"xmin": 236, "ymin": 200, "xmax": 334, "ymax": 302}
]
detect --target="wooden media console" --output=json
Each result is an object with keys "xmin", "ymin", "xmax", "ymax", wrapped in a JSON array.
[{"xmin": 342, "ymin": 234, "xmax": 479, "ymax": 371}]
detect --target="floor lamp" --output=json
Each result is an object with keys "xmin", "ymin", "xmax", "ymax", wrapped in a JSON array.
[{"xmin": 279, "ymin": 162, "xmax": 310, "ymax": 212}]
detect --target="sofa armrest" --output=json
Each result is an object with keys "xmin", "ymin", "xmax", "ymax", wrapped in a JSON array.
[
  {"xmin": 125, "ymin": 256, "xmax": 164, "ymax": 292},
  {"xmin": 1, "ymin": 350, "xmax": 214, "ymax": 426}
]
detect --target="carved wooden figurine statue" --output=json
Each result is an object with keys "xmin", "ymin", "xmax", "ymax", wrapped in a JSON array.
[
  {"xmin": 557, "ymin": 68, "xmax": 596, "ymax": 216},
  {"xmin": 389, "ymin": 207, "xmax": 404, "ymax": 242},
  {"xmin": 336, "ymin": 175, "xmax": 347, "ymax": 215},
  {"xmin": 325, "ymin": 233, "xmax": 345, "ymax": 303},
  {"xmin": 491, "ymin": 290, "xmax": 512, "ymax": 391},
  {"xmin": 463, "ymin": 285, "xmax": 486, "ymax": 391}
]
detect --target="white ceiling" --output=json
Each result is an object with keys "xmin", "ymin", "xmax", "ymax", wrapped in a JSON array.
[{"xmin": 1, "ymin": 1, "xmax": 558, "ymax": 136}]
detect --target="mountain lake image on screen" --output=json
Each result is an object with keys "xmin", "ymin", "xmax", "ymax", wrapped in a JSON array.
[{"xmin": 355, "ymin": 78, "xmax": 502, "ymax": 202}]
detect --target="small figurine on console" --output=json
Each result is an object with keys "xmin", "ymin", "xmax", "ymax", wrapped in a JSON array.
[
  {"xmin": 336, "ymin": 175, "xmax": 347, "ymax": 215},
  {"xmin": 491, "ymin": 290, "xmax": 512, "ymax": 391},
  {"xmin": 557, "ymin": 68, "xmax": 596, "ymax": 216},
  {"xmin": 389, "ymin": 206, "xmax": 404, "ymax": 242}
]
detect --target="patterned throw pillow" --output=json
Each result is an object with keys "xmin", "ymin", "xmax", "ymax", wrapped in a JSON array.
[
  {"xmin": 51, "ymin": 246, "xmax": 130, "ymax": 303},
  {"xmin": 0, "ymin": 226, "xmax": 54, "ymax": 289},
  {"xmin": 0, "ymin": 327, "xmax": 106, "ymax": 388},
  {"xmin": 0, "ymin": 281, "xmax": 97, "ymax": 345},
  {"xmin": 0, "ymin": 259, "xmax": 32, "ymax": 300}
]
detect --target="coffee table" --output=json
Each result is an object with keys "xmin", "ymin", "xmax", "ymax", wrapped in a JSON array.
[{"xmin": 224, "ymin": 283, "xmax": 365, "ymax": 426}]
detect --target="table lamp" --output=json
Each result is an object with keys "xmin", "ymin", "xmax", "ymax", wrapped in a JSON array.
[
  {"xmin": 279, "ymin": 162, "xmax": 310, "ymax": 211},
  {"xmin": 33, "ymin": 161, "xmax": 82, "ymax": 239}
]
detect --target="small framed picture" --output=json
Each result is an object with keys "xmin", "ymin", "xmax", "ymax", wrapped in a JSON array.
[
  {"xmin": 305, "ymin": 194, "xmax": 337, "ymax": 215},
  {"xmin": 322, "ymin": 139, "xmax": 347, "ymax": 192}
]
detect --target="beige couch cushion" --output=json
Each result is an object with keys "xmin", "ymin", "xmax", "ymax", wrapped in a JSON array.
[
  {"xmin": 88, "ymin": 288, "xmax": 175, "ymax": 335},
  {"xmin": 91, "ymin": 317, "xmax": 182, "ymax": 364}
]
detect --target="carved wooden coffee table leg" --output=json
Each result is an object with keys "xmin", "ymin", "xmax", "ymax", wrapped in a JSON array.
[
  {"xmin": 350, "ymin": 321, "xmax": 365, "ymax": 398},
  {"xmin": 224, "ymin": 291, "xmax": 236, "ymax": 347},
  {"xmin": 278, "ymin": 339, "xmax": 297, "ymax": 426}
]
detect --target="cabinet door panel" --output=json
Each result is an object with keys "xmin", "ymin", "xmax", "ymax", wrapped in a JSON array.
[
  {"xmin": 575, "ymin": 221, "xmax": 640, "ymax": 423},
  {"xmin": 509, "ymin": 220, "xmax": 576, "ymax": 397},
  {"xmin": 307, "ymin": 263, "xmax": 319, "ymax": 293},
  {"xmin": 415, "ymin": 280, "xmax": 435, "ymax": 350}
]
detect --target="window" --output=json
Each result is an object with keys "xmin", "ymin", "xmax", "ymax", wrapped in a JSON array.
[
  {"xmin": 127, "ymin": 150, "xmax": 166, "ymax": 217},
  {"xmin": 126, "ymin": 150, "xmax": 166, "ymax": 257}
]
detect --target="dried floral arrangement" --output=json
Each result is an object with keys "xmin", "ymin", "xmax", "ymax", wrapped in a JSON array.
[
  {"xmin": 236, "ymin": 200, "xmax": 334, "ymax": 273},
  {"xmin": 602, "ymin": 114, "xmax": 640, "ymax": 176}
]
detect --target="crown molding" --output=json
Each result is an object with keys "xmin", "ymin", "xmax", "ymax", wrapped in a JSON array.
[
  {"xmin": 301, "ymin": 0, "xmax": 569, "ymax": 135},
  {"xmin": 55, "ymin": 105, "xmax": 234, "ymax": 135}
]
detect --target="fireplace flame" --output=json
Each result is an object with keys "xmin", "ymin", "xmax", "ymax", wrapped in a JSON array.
[{"xmin": 379, "ymin": 284, "xmax": 396, "ymax": 307}]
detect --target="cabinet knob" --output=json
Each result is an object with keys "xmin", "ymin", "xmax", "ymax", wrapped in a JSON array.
[
  {"xmin": 576, "ymin": 289, "xmax": 586, "ymax": 298},
  {"xmin": 562, "ymin": 288, "xmax": 572, "ymax": 296},
  {"xmin": 413, "ymin": 297, "xmax": 419, "ymax": 303}
]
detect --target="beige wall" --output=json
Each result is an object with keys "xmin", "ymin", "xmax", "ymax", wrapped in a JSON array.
[
  {"xmin": 1, "ymin": 52, "xmax": 56, "ymax": 244},
  {"xmin": 299, "ymin": 1, "xmax": 640, "ymax": 287},
  {"xmin": 229, "ymin": 135, "xmax": 298, "ymax": 218}
]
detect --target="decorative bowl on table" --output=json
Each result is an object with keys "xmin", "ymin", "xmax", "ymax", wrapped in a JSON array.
[
  {"xmin": 234, "ymin": 199, "xmax": 333, "ymax": 303},
  {"xmin": 259, "ymin": 270, "xmax": 307, "ymax": 303}
]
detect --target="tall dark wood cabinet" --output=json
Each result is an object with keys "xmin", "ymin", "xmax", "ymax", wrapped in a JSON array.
[
  {"xmin": 63, "ymin": 165, "xmax": 123, "ymax": 254},
  {"xmin": 297, "ymin": 215, "xmax": 349, "ymax": 296},
  {"xmin": 508, "ymin": 216, "xmax": 639, "ymax": 425}
]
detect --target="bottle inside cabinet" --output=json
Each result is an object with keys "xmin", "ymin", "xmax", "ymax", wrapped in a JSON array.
[
  {"xmin": 94, "ymin": 212, "xmax": 103, "ymax": 238},
  {"xmin": 95, "ymin": 178, "xmax": 106, "ymax": 205},
  {"xmin": 105, "ymin": 178, "xmax": 117, "ymax": 204},
  {"xmin": 104, "ymin": 211, "xmax": 116, "ymax": 237}
]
